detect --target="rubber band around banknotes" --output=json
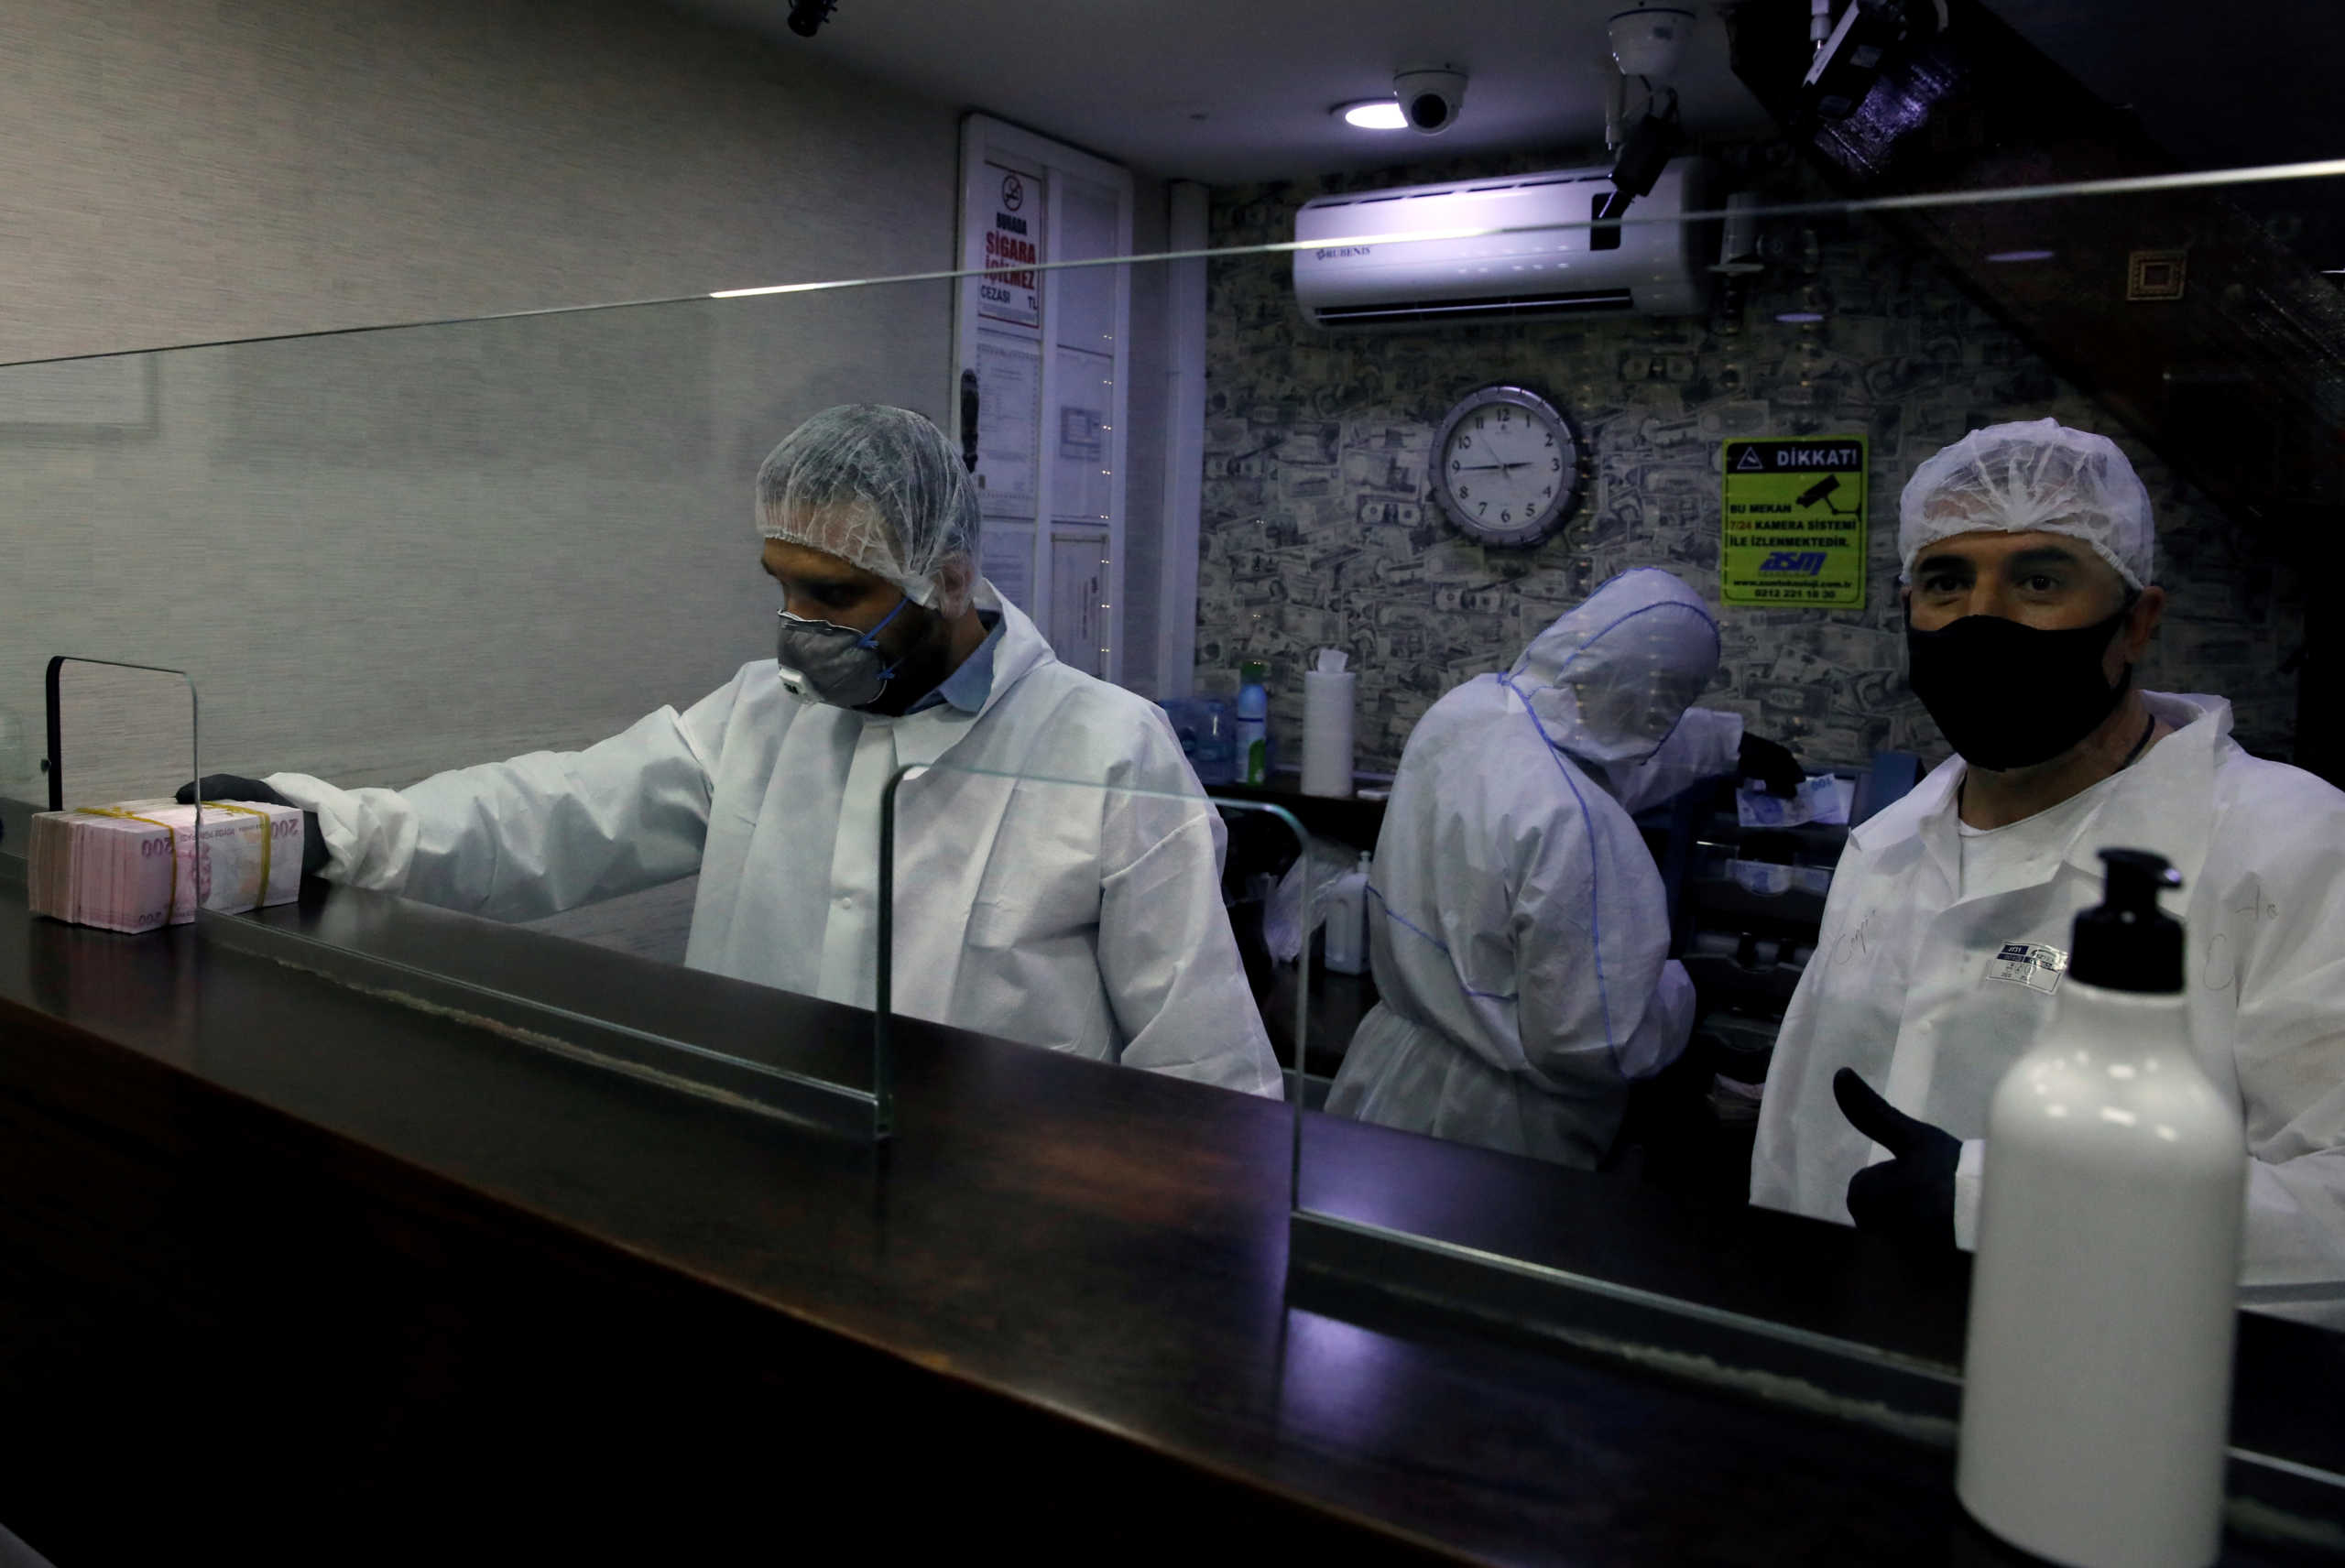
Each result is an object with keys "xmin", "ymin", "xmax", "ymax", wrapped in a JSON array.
[{"xmin": 199, "ymin": 800, "xmax": 272, "ymax": 910}]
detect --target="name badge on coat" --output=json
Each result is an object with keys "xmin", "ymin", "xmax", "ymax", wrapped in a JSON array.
[{"xmin": 1985, "ymin": 940, "xmax": 2068, "ymax": 996}]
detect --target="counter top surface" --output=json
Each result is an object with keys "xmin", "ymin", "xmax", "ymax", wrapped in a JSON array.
[{"xmin": 0, "ymin": 865, "xmax": 2335, "ymax": 1564}]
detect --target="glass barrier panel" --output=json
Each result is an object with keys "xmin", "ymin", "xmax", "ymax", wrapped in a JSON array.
[
  {"xmin": 0, "ymin": 276, "xmax": 976, "ymax": 1136},
  {"xmin": 876, "ymin": 760, "xmax": 1309, "ymax": 1130},
  {"xmin": 3, "ymin": 148, "xmax": 2342, "ymax": 1497},
  {"xmin": 1269, "ymin": 165, "xmax": 2345, "ymax": 1504}
]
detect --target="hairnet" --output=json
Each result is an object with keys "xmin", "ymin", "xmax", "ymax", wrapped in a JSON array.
[
  {"xmin": 1898, "ymin": 419, "xmax": 2154, "ymax": 590},
  {"xmin": 755, "ymin": 405, "xmax": 983, "ymax": 614},
  {"xmin": 1509, "ymin": 568, "xmax": 1721, "ymax": 768}
]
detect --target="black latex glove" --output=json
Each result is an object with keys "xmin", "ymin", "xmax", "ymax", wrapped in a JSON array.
[
  {"xmin": 1737, "ymin": 733, "xmax": 1805, "ymax": 797},
  {"xmin": 176, "ymin": 775, "xmax": 330, "ymax": 879},
  {"xmin": 1834, "ymin": 1068, "xmax": 1961, "ymax": 1250}
]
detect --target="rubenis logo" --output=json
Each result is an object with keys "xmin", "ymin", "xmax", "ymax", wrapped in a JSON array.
[{"xmin": 1758, "ymin": 551, "xmax": 1828, "ymax": 574}]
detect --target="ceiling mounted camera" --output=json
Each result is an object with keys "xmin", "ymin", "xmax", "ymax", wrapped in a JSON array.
[
  {"xmin": 1607, "ymin": 6, "xmax": 1695, "ymax": 81},
  {"xmin": 1392, "ymin": 68, "xmax": 1468, "ymax": 135}
]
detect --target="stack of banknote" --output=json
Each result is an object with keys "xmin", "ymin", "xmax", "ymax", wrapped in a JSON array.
[
  {"xmin": 1735, "ymin": 774, "xmax": 1853, "ymax": 829},
  {"xmin": 28, "ymin": 799, "xmax": 304, "ymax": 932}
]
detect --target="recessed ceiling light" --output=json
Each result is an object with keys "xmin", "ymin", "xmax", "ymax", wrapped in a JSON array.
[
  {"xmin": 1985, "ymin": 249, "xmax": 2057, "ymax": 263},
  {"xmin": 1774, "ymin": 310, "xmax": 1826, "ymax": 323},
  {"xmin": 1336, "ymin": 99, "xmax": 1408, "ymax": 130}
]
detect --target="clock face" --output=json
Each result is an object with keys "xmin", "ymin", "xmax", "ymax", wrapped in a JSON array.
[{"xmin": 1430, "ymin": 386, "xmax": 1585, "ymax": 549}]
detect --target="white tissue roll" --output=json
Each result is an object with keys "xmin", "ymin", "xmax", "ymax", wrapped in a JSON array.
[{"xmin": 1302, "ymin": 670, "xmax": 1357, "ymax": 798}]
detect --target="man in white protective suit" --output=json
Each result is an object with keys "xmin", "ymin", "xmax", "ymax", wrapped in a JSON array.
[
  {"xmin": 1325, "ymin": 568, "xmax": 1806, "ymax": 1165},
  {"xmin": 1751, "ymin": 419, "xmax": 2345, "ymax": 1323},
  {"xmin": 182, "ymin": 405, "xmax": 1282, "ymax": 1098}
]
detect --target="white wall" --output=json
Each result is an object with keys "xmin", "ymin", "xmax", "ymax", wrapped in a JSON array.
[
  {"xmin": 0, "ymin": 0, "xmax": 955, "ymax": 360},
  {"xmin": 0, "ymin": 0, "xmax": 963, "ymax": 960}
]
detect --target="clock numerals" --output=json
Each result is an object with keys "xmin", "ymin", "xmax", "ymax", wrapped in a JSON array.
[{"xmin": 1458, "ymin": 484, "xmax": 1470, "ymax": 498}]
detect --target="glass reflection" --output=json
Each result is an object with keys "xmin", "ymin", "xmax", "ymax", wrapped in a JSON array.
[
  {"xmin": 0, "ymin": 101, "xmax": 2339, "ymax": 1394},
  {"xmin": 878, "ymin": 761, "xmax": 1301, "ymax": 1100}
]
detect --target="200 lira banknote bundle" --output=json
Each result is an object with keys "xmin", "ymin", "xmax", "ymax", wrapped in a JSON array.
[{"xmin": 28, "ymin": 799, "xmax": 303, "ymax": 932}]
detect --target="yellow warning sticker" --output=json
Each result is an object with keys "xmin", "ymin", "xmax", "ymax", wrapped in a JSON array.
[{"xmin": 1720, "ymin": 436, "xmax": 1868, "ymax": 609}]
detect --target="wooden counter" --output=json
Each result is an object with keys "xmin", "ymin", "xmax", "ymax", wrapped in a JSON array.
[{"xmin": 0, "ymin": 863, "xmax": 2336, "ymax": 1565}]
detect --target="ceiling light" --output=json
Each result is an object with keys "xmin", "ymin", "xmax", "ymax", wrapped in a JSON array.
[
  {"xmin": 1986, "ymin": 249, "xmax": 2056, "ymax": 263},
  {"xmin": 1336, "ymin": 100, "xmax": 1408, "ymax": 130},
  {"xmin": 1774, "ymin": 310, "xmax": 1826, "ymax": 323}
]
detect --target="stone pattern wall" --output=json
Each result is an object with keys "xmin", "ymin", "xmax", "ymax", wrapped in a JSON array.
[{"xmin": 1195, "ymin": 150, "xmax": 2304, "ymax": 774}]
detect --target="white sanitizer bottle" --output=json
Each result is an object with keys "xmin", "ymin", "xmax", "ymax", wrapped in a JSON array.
[{"xmin": 1957, "ymin": 848, "xmax": 2246, "ymax": 1568}]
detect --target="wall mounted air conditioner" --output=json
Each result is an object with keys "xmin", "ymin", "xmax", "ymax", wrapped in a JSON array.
[{"xmin": 1292, "ymin": 158, "xmax": 1711, "ymax": 329}]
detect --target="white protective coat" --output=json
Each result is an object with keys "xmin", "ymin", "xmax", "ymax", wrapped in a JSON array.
[
  {"xmin": 1752, "ymin": 692, "xmax": 2345, "ymax": 1322},
  {"xmin": 1326, "ymin": 570, "xmax": 1743, "ymax": 1165},
  {"xmin": 266, "ymin": 584, "xmax": 1283, "ymax": 1097}
]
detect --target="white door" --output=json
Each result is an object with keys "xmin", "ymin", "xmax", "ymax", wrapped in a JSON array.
[{"xmin": 952, "ymin": 114, "xmax": 1133, "ymax": 684}]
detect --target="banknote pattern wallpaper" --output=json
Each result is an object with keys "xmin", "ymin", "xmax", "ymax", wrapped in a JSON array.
[{"xmin": 1194, "ymin": 152, "xmax": 2305, "ymax": 776}]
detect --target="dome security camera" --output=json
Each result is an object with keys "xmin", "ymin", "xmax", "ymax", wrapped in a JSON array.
[
  {"xmin": 1608, "ymin": 6, "xmax": 1694, "ymax": 80},
  {"xmin": 1392, "ymin": 68, "xmax": 1467, "ymax": 135}
]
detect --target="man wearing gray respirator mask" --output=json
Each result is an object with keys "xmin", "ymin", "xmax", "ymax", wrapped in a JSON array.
[
  {"xmin": 185, "ymin": 405, "xmax": 1282, "ymax": 1099},
  {"xmin": 1751, "ymin": 419, "xmax": 2345, "ymax": 1324}
]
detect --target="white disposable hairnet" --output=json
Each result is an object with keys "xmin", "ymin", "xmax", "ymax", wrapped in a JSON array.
[
  {"xmin": 1508, "ymin": 568, "xmax": 1721, "ymax": 768},
  {"xmin": 755, "ymin": 405, "xmax": 982, "ymax": 614},
  {"xmin": 1899, "ymin": 418, "xmax": 2154, "ymax": 590}
]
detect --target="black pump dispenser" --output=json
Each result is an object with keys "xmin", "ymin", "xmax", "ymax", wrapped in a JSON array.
[{"xmin": 2067, "ymin": 848, "xmax": 2185, "ymax": 994}]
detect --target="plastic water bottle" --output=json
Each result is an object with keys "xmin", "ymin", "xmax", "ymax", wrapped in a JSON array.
[
  {"xmin": 1236, "ymin": 661, "xmax": 1270, "ymax": 786},
  {"xmin": 1321, "ymin": 852, "xmax": 1371, "ymax": 975},
  {"xmin": 1957, "ymin": 848, "xmax": 2244, "ymax": 1568}
]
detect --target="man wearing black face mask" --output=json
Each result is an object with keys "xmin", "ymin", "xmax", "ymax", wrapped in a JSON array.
[{"xmin": 1751, "ymin": 420, "xmax": 2345, "ymax": 1324}]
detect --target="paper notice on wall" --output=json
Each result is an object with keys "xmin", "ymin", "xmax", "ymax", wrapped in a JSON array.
[
  {"xmin": 1050, "ymin": 529, "xmax": 1108, "ymax": 678},
  {"xmin": 974, "ymin": 330, "xmax": 1042, "ymax": 518},
  {"xmin": 981, "ymin": 524, "xmax": 1034, "ymax": 609},
  {"xmin": 977, "ymin": 163, "xmax": 1046, "ymax": 332},
  {"xmin": 1052, "ymin": 343, "xmax": 1113, "ymax": 524}
]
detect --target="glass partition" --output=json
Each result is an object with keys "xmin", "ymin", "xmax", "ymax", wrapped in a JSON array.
[
  {"xmin": 4, "ymin": 137, "xmax": 2343, "ymax": 1506},
  {"xmin": 1259, "ymin": 162, "xmax": 2345, "ymax": 1515},
  {"xmin": 876, "ymin": 760, "xmax": 1309, "ymax": 1124},
  {"xmin": 0, "ymin": 278, "xmax": 963, "ymax": 1136}
]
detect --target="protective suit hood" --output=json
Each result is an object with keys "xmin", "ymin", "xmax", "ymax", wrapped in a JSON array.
[{"xmin": 1508, "ymin": 568, "xmax": 1722, "ymax": 769}]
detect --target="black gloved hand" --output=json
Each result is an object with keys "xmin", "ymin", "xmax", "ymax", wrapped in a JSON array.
[
  {"xmin": 1834, "ymin": 1067, "xmax": 1961, "ymax": 1250},
  {"xmin": 176, "ymin": 775, "xmax": 330, "ymax": 879},
  {"xmin": 1737, "ymin": 734, "xmax": 1805, "ymax": 798}
]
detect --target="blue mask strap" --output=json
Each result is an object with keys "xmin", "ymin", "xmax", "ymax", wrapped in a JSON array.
[{"xmin": 856, "ymin": 594, "xmax": 914, "ymax": 681}]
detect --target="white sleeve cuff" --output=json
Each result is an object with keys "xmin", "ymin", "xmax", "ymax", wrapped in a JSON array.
[
  {"xmin": 1953, "ymin": 1138, "xmax": 1988, "ymax": 1252},
  {"xmin": 263, "ymin": 771, "xmax": 420, "ymax": 892}
]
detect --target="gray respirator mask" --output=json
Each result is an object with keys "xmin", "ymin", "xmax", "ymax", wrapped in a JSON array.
[{"xmin": 775, "ymin": 595, "xmax": 912, "ymax": 709}]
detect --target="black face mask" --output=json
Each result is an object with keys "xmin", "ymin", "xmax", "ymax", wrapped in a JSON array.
[{"xmin": 1904, "ymin": 604, "xmax": 2133, "ymax": 771}]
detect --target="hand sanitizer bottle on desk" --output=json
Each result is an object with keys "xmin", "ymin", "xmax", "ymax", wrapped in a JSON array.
[
  {"xmin": 1236, "ymin": 661, "xmax": 1271, "ymax": 786},
  {"xmin": 1957, "ymin": 848, "xmax": 2244, "ymax": 1568}
]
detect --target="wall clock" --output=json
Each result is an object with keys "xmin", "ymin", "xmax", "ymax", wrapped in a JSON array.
[{"xmin": 1429, "ymin": 384, "xmax": 1587, "ymax": 549}]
